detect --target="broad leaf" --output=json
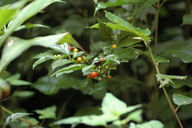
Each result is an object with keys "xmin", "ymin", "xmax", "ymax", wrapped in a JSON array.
[
  {"xmin": 35, "ymin": 106, "xmax": 57, "ymax": 119},
  {"xmin": 0, "ymin": 0, "xmax": 62, "ymax": 46},
  {"xmin": 0, "ymin": 6, "xmax": 17, "ymax": 30},
  {"xmin": 173, "ymin": 93, "xmax": 192, "ymax": 106},
  {"xmin": 104, "ymin": 11, "xmax": 151, "ymax": 41},
  {"xmin": 0, "ymin": 32, "xmax": 76, "ymax": 71}
]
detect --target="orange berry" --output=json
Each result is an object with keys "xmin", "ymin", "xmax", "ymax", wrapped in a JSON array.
[
  {"xmin": 77, "ymin": 57, "xmax": 83, "ymax": 62},
  {"xmin": 73, "ymin": 48, "xmax": 78, "ymax": 52},
  {"xmin": 92, "ymin": 72, "xmax": 98, "ymax": 78},
  {"xmin": 112, "ymin": 44, "xmax": 117, "ymax": 49},
  {"xmin": 99, "ymin": 57, "xmax": 105, "ymax": 61}
]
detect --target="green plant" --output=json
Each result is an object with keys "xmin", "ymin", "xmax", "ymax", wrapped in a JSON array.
[{"xmin": 0, "ymin": 0, "xmax": 192, "ymax": 128}]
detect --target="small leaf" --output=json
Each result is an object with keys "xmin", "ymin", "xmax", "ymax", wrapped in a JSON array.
[
  {"xmin": 33, "ymin": 53, "xmax": 54, "ymax": 69},
  {"xmin": 5, "ymin": 113, "xmax": 30, "ymax": 125},
  {"xmin": 51, "ymin": 59, "xmax": 71, "ymax": 70},
  {"xmin": 173, "ymin": 93, "xmax": 192, "ymax": 106},
  {"xmin": 13, "ymin": 91, "xmax": 34, "ymax": 98},
  {"xmin": 15, "ymin": 23, "xmax": 49, "ymax": 31},
  {"xmin": 52, "ymin": 64, "xmax": 86, "ymax": 77},
  {"xmin": 35, "ymin": 106, "xmax": 57, "ymax": 119}
]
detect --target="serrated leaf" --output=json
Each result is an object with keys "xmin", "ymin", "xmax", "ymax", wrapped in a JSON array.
[
  {"xmin": 104, "ymin": 11, "xmax": 151, "ymax": 41},
  {"xmin": 5, "ymin": 113, "xmax": 30, "ymax": 125},
  {"xmin": 35, "ymin": 106, "xmax": 57, "ymax": 119},
  {"xmin": 173, "ymin": 93, "xmax": 192, "ymax": 106},
  {"xmin": 52, "ymin": 64, "xmax": 86, "ymax": 77}
]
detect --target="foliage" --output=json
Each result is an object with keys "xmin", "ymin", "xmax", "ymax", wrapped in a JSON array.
[{"xmin": 0, "ymin": 0, "xmax": 191, "ymax": 128}]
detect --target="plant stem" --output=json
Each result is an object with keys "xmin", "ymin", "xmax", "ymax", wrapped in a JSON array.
[
  {"xmin": 0, "ymin": 105, "xmax": 39, "ymax": 127},
  {"xmin": 145, "ymin": 42, "xmax": 184, "ymax": 128},
  {"xmin": 154, "ymin": 1, "xmax": 160, "ymax": 53}
]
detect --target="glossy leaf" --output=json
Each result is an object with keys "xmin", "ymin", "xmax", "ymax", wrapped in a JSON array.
[
  {"xmin": 51, "ymin": 59, "xmax": 71, "ymax": 70},
  {"xmin": 0, "ymin": 32, "xmax": 76, "ymax": 71},
  {"xmin": 0, "ymin": 6, "xmax": 17, "ymax": 30},
  {"xmin": 104, "ymin": 11, "xmax": 151, "ymax": 41},
  {"xmin": 0, "ymin": 0, "xmax": 62, "ymax": 46},
  {"xmin": 51, "ymin": 64, "xmax": 86, "ymax": 77},
  {"xmin": 173, "ymin": 93, "xmax": 192, "ymax": 106}
]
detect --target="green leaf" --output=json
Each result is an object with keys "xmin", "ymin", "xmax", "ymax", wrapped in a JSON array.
[
  {"xmin": 173, "ymin": 93, "xmax": 192, "ymax": 106},
  {"xmin": 15, "ymin": 23, "xmax": 49, "ymax": 31},
  {"xmin": 156, "ymin": 74, "xmax": 187, "ymax": 88},
  {"xmin": 35, "ymin": 105, "xmax": 57, "ymax": 119},
  {"xmin": 54, "ymin": 115, "xmax": 108, "ymax": 126},
  {"xmin": 6, "ymin": 73, "xmax": 31, "ymax": 86},
  {"xmin": 51, "ymin": 59, "xmax": 71, "ymax": 70},
  {"xmin": 130, "ymin": 120, "xmax": 164, "ymax": 128},
  {"xmin": 104, "ymin": 11, "xmax": 151, "ymax": 41},
  {"xmin": 0, "ymin": 0, "xmax": 62, "ymax": 46},
  {"xmin": 157, "ymin": 40, "xmax": 192, "ymax": 63},
  {"xmin": 5, "ymin": 113, "xmax": 30, "ymax": 125},
  {"xmin": 101, "ymin": 93, "xmax": 127, "ymax": 116},
  {"xmin": 52, "ymin": 64, "xmax": 86, "ymax": 77},
  {"xmin": 98, "ymin": 21, "xmax": 114, "ymax": 42},
  {"xmin": 53, "ymin": 93, "xmax": 142, "ymax": 126},
  {"xmin": 0, "ymin": 32, "xmax": 76, "ymax": 71},
  {"xmin": 51, "ymin": 43, "xmax": 70, "ymax": 54},
  {"xmin": 95, "ymin": 0, "xmax": 142, "ymax": 15},
  {"xmin": 182, "ymin": 14, "xmax": 192, "ymax": 25},
  {"xmin": 0, "ymin": 6, "xmax": 17, "ymax": 30},
  {"xmin": 13, "ymin": 91, "xmax": 34, "ymax": 98},
  {"xmin": 33, "ymin": 53, "xmax": 54, "ymax": 69}
]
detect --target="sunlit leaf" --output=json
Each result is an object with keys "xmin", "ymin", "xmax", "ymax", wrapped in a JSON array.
[{"xmin": 173, "ymin": 93, "xmax": 192, "ymax": 106}]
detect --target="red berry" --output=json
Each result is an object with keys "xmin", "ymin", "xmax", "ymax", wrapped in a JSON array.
[
  {"xmin": 91, "ymin": 72, "xmax": 98, "ymax": 78},
  {"xmin": 69, "ymin": 45, "xmax": 73, "ymax": 51},
  {"xmin": 86, "ymin": 74, "xmax": 91, "ymax": 78}
]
